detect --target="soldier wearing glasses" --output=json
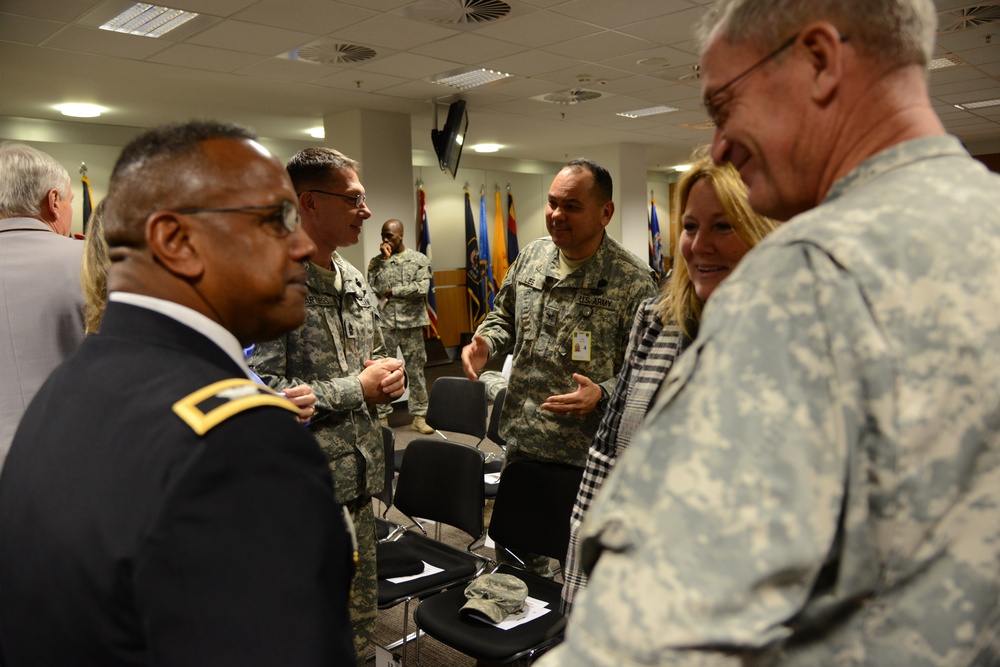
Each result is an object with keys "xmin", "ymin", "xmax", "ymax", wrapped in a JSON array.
[
  {"xmin": 249, "ymin": 147, "xmax": 404, "ymax": 660},
  {"xmin": 0, "ymin": 121, "xmax": 356, "ymax": 665},
  {"xmin": 542, "ymin": 1, "xmax": 1000, "ymax": 666}
]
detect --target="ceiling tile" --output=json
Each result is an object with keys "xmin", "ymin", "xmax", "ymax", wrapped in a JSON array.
[
  {"xmin": 474, "ymin": 11, "xmax": 600, "ymax": 48},
  {"xmin": 311, "ymin": 69, "xmax": 409, "ymax": 92},
  {"xmin": 328, "ymin": 13, "xmax": 457, "ymax": 50},
  {"xmin": 147, "ymin": 42, "xmax": 264, "ymax": 71},
  {"xmin": 42, "ymin": 24, "xmax": 171, "ymax": 59},
  {"xmin": 410, "ymin": 33, "xmax": 526, "ymax": 64},
  {"xmin": 355, "ymin": 51, "xmax": 461, "ymax": 79},
  {"xmin": 551, "ymin": 0, "xmax": 695, "ymax": 28},
  {"xmin": 486, "ymin": 49, "xmax": 579, "ymax": 77},
  {"xmin": 616, "ymin": 6, "xmax": 708, "ymax": 45},
  {"xmin": 236, "ymin": 56, "xmax": 344, "ymax": 82},
  {"xmin": 234, "ymin": 0, "xmax": 376, "ymax": 34},
  {"xmin": 543, "ymin": 29, "xmax": 659, "ymax": 62},
  {"xmin": 185, "ymin": 19, "xmax": 317, "ymax": 56},
  {"xmin": 0, "ymin": 12, "xmax": 64, "ymax": 45},
  {"xmin": 0, "ymin": 0, "xmax": 100, "ymax": 21}
]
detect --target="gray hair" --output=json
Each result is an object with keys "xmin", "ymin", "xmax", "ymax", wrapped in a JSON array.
[
  {"xmin": 0, "ymin": 142, "xmax": 71, "ymax": 220},
  {"xmin": 695, "ymin": 0, "xmax": 937, "ymax": 68}
]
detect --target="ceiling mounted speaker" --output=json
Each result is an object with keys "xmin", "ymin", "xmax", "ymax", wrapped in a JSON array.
[
  {"xmin": 415, "ymin": 0, "xmax": 512, "ymax": 25},
  {"xmin": 294, "ymin": 42, "xmax": 377, "ymax": 65},
  {"xmin": 938, "ymin": 4, "xmax": 1000, "ymax": 34}
]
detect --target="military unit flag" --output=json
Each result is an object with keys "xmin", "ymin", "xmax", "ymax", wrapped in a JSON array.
[
  {"xmin": 416, "ymin": 186, "xmax": 439, "ymax": 338},
  {"xmin": 465, "ymin": 189, "xmax": 488, "ymax": 330}
]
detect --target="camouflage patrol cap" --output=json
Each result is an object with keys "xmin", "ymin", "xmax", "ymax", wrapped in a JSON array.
[{"xmin": 460, "ymin": 573, "xmax": 528, "ymax": 624}]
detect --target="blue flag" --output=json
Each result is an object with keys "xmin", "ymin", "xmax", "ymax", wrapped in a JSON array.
[
  {"xmin": 465, "ymin": 190, "xmax": 488, "ymax": 330},
  {"xmin": 648, "ymin": 196, "xmax": 664, "ymax": 284},
  {"xmin": 478, "ymin": 190, "xmax": 494, "ymax": 310}
]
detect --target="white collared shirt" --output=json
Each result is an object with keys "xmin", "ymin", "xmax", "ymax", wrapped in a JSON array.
[{"xmin": 108, "ymin": 292, "xmax": 256, "ymax": 380}]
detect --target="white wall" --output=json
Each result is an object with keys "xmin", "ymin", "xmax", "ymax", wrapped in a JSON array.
[{"xmin": 0, "ymin": 117, "xmax": 675, "ymax": 276}]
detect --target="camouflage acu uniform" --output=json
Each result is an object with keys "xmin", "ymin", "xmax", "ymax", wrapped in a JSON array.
[
  {"xmin": 249, "ymin": 253, "xmax": 384, "ymax": 660},
  {"xmin": 367, "ymin": 248, "xmax": 432, "ymax": 418},
  {"xmin": 475, "ymin": 234, "xmax": 657, "ymax": 468},
  {"xmin": 540, "ymin": 137, "xmax": 1000, "ymax": 666}
]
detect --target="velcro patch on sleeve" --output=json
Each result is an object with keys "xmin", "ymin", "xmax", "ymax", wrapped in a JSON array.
[{"xmin": 172, "ymin": 378, "xmax": 299, "ymax": 436}]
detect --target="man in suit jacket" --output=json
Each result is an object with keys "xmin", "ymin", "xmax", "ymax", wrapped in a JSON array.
[
  {"xmin": 0, "ymin": 142, "xmax": 85, "ymax": 470},
  {"xmin": 0, "ymin": 121, "xmax": 357, "ymax": 666}
]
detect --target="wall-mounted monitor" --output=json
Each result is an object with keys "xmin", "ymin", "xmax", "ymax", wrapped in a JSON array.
[{"xmin": 431, "ymin": 100, "xmax": 468, "ymax": 179}]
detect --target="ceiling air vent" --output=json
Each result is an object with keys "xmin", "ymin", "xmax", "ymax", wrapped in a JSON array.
[
  {"xmin": 938, "ymin": 4, "xmax": 1000, "ymax": 34},
  {"xmin": 415, "ymin": 0, "xmax": 512, "ymax": 25},
  {"xmin": 293, "ymin": 41, "xmax": 377, "ymax": 65},
  {"xmin": 535, "ymin": 88, "xmax": 603, "ymax": 105}
]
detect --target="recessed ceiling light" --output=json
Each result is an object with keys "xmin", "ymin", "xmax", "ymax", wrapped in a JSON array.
[
  {"xmin": 54, "ymin": 103, "xmax": 106, "ymax": 118},
  {"xmin": 100, "ymin": 3, "xmax": 199, "ymax": 38},
  {"xmin": 928, "ymin": 55, "xmax": 964, "ymax": 70},
  {"xmin": 954, "ymin": 98, "xmax": 1000, "ymax": 110},
  {"xmin": 432, "ymin": 68, "xmax": 511, "ymax": 90},
  {"xmin": 471, "ymin": 143, "xmax": 501, "ymax": 153},
  {"xmin": 672, "ymin": 164, "xmax": 692, "ymax": 172},
  {"xmin": 307, "ymin": 127, "xmax": 325, "ymax": 139},
  {"xmin": 617, "ymin": 105, "xmax": 680, "ymax": 119}
]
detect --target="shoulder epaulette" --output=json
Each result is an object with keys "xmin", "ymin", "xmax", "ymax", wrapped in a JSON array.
[{"xmin": 172, "ymin": 378, "xmax": 298, "ymax": 436}]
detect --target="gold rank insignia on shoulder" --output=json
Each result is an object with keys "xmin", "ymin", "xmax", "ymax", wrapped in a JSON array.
[{"xmin": 173, "ymin": 378, "xmax": 298, "ymax": 436}]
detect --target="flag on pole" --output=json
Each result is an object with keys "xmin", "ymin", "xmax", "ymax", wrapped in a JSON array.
[
  {"xmin": 478, "ymin": 189, "xmax": 495, "ymax": 310},
  {"xmin": 649, "ymin": 194, "xmax": 664, "ymax": 283},
  {"xmin": 465, "ymin": 189, "xmax": 488, "ymax": 330},
  {"xmin": 491, "ymin": 186, "xmax": 509, "ymax": 289},
  {"xmin": 416, "ymin": 185, "xmax": 439, "ymax": 338},
  {"xmin": 506, "ymin": 189, "xmax": 519, "ymax": 265},
  {"xmin": 80, "ymin": 167, "xmax": 94, "ymax": 234}
]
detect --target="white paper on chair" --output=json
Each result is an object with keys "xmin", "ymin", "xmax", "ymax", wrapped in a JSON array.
[
  {"xmin": 484, "ymin": 472, "xmax": 501, "ymax": 484},
  {"xmin": 386, "ymin": 561, "xmax": 444, "ymax": 584},
  {"xmin": 474, "ymin": 596, "xmax": 551, "ymax": 630}
]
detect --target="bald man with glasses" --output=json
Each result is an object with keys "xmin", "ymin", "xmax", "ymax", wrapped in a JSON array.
[
  {"xmin": 0, "ymin": 121, "xmax": 356, "ymax": 666},
  {"xmin": 249, "ymin": 147, "xmax": 404, "ymax": 661}
]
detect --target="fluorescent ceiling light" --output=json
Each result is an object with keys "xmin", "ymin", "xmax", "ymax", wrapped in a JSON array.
[
  {"xmin": 671, "ymin": 164, "xmax": 692, "ymax": 172},
  {"xmin": 928, "ymin": 55, "xmax": 963, "ymax": 70},
  {"xmin": 954, "ymin": 98, "xmax": 1000, "ymax": 110},
  {"xmin": 54, "ymin": 103, "xmax": 106, "ymax": 118},
  {"xmin": 617, "ymin": 105, "xmax": 680, "ymax": 119},
  {"xmin": 307, "ymin": 127, "xmax": 325, "ymax": 139},
  {"xmin": 432, "ymin": 68, "xmax": 511, "ymax": 90},
  {"xmin": 100, "ymin": 3, "xmax": 199, "ymax": 38},
  {"xmin": 471, "ymin": 143, "xmax": 501, "ymax": 153}
]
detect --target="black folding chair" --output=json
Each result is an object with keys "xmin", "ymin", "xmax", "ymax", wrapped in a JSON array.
[
  {"xmin": 376, "ymin": 439, "xmax": 490, "ymax": 665},
  {"xmin": 413, "ymin": 460, "xmax": 584, "ymax": 665},
  {"xmin": 395, "ymin": 377, "xmax": 489, "ymax": 472},
  {"xmin": 374, "ymin": 425, "xmax": 406, "ymax": 542}
]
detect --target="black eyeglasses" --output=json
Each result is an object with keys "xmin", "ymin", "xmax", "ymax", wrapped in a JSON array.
[
  {"xmin": 171, "ymin": 200, "xmax": 301, "ymax": 235},
  {"xmin": 304, "ymin": 189, "xmax": 367, "ymax": 208},
  {"xmin": 703, "ymin": 33, "xmax": 800, "ymax": 129}
]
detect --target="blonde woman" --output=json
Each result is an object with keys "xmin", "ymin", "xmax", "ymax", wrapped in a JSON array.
[
  {"xmin": 80, "ymin": 200, "xmax": 110, "ymax": 335},
  {"xmin": 561, "ymin": 153, "xmax": 779, "ymax": 612}
]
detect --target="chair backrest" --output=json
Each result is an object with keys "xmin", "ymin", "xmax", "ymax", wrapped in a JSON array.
[
  {"xmin": 424, "ymin": 377, "xmax": 487, "ymax": 440},
  {"xmin": 373, "ymin": 425, "xmax": 395, "ymax": 510},
  {"xmin": 393, "ymin": 438, "xmax": 485, "ymax": 542},
  {"xmin": 486, "ymin": 386, "xmax": 507, "ymax": 449},
  {"xmin": 488, "ymin": 460, "xmax": 584, "ymax": 561}
]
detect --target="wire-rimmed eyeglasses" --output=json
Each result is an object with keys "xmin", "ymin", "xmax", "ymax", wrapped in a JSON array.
[
  {"xmin": 702, "ymin": 33, "xmax": 800, "ymax": 129},
  {"xmin": 170, "ymin": 200, "xmax": 301, "ymax": 235},
  {"xmin": 305, "ymin": 189, "xmax": 367, "ymax": 208}
]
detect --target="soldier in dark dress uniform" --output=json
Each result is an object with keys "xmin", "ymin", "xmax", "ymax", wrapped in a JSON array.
[{"xmin": 0, "ymin": 121, "xmax": 357, "ymax": 667}]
